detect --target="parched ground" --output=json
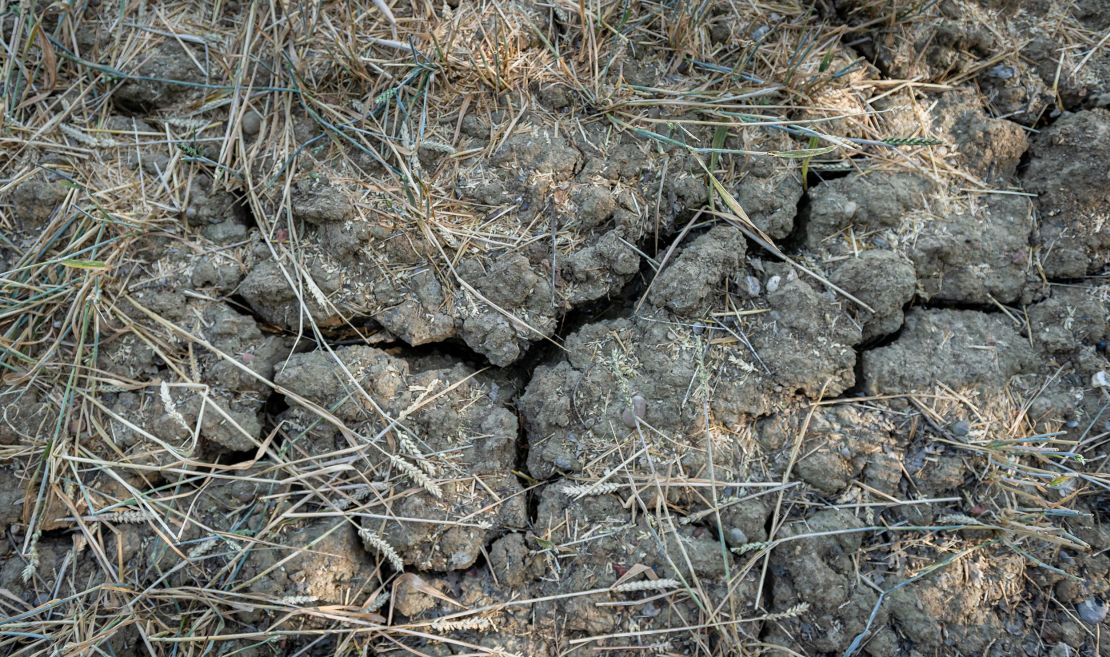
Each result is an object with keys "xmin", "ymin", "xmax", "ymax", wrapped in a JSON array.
[{"xmin": 0, "ymin": 1, "xmax": 1108, "ymax": 656}]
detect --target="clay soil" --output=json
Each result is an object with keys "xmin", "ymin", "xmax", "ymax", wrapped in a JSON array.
[{"xmin": 0, "ymin": 1, "xmax": 1108, "ymax": 656}]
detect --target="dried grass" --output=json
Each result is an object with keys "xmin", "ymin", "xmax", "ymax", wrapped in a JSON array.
[{"xmin": 0, "ymin": 1, "xmax": 1105, "ymax": 656}]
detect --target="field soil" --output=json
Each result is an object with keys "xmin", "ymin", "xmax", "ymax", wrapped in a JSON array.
[{"xmin": 0, "ymin": 1, "xmax": 1108, "ymax": 656}]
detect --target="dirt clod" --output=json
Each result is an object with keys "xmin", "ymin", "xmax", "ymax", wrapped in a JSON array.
[{"xmin": 4, "ymin": 1, "xmax": 1109, "ymax": 655}]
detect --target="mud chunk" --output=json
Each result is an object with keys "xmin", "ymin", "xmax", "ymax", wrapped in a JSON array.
[
  {"xmin": 391, "ymin": 573, "xmax": 442, "ymax": 617},
  {"xmin": 875, "ymin": 11, "xmax": 995, "ymax": 81},
  {"xmin": 521, "ymin": 315, "xmax": 708, "ymax": 479},
  {"xmin": 561, "ymin": 229, "xmax": 641, "ymax": 305},
  {"xmin": 862, "ymin": 309, "xmax": 1036, "ymax": 393},
  {"xmin": 804, "ymin": 173, "xmax": 934, "ymax": 251},
  {"xmin": 196, "ymin": 393, "xmax": 264, "ymax": 452},
  {"xmin": 6, "ymin": 168, "xmax": 69, "ymax": 231},
  {"xmin": 468, "ymin": 254, "xmax": 541, "ymax": 308},
  {"xmin": 237, "ymin": 520, "xmax": 378, "ymax": 618},
  {"xmin": 493, "ymin": 128, "xmax": 580, "ymax": 180},
  {"xmin": 591, "ymin": 142, "xmax": 647, "ymax": 180},
  {"xmin": 533, "ymin": 483, "xmax": 759, "ymax": 639},
  {"xmin": 190, "ymin": 253, "xmax": 244, "ymax": 292},
  {"xmin": 721, "ymin": 499, "xmax": 770, "ymax": 546},
  {"xmin": 0, "ymin": 389, "xmax": 51, "ymax": 446},
  {"xmin": 758, "ymin": 405, "xmax": 900, "ymax": 496},
  {"xmin": 665, "ymin": 165, "xmax": 709, "ymax": 210},
  {"xmin": 275, "ymin": 346, "xmax": 524, "ymax": 569},
  {"xmin": 856, "ymin": 3, "xmax": 1058, "ymax": 124},
  {"xmin": 458, "ymin": 312, "xmax": 524, "ymax": 366},
  {"xmin": 114, "ymin": 40, "xmax": 208, "ymax": 109},
  {"xmin": 1025, "ymin": 14, "xmax": 1110, "ymax": 107},
  {"xmin": 199, "ymin": 304, "xmax": 289, "ymax": 395},
  {"xmin": 649, "ymin": 224, "xmax": 747, "ymax": 316},
  {"xmin": 910, "ymin": 194, "xmax": 1033, "ymax": 304},
  {"xmin": 911, "ymin": 454, "xmax": 966, "ymax": 494},
  {"xmin": 886, "ymin": 551, "xmax": 1025, "ymax": 655},
  {"xmin": 753, "ymin": 275, "xmax": 863, "ymax": 397},
  {"xmin": 292, "ymin": 172, "xmax": 353, "ymax": 224},
  {"xmin": 765, "ymin": 509, "xmax": 882, "ymax": 654},
  {"xmin": 182, "ymin": 177, "xmax": 247, "ymax": 244},
  {"xmin": 0, "ymin": 538, "xmax": 91, "ymax": 604},
  {"xmin": 570, "ymin": 184, "xmax": 616, "ymax": 230},
  {"xmin": 1027, "ymin": 286, "xmax": 1108, "ymax": 354},
  {"xmin": 1021, "ymin": 109, "xmax": 1110, "ymax": 278},
  {"xmin": 807, "ymin": 170, "xmax": 1032, "ymax": 306},
  {"xmin": 375, "ymin": 473, "xmax": 526, "ymax": 571},
  {"xmin": 457, "ymin": 254, "xmax": 556, "ymax": 365},
  {"xmin": 375, "ymin": 270, "xmax": 458, "ymax": 346},
  {"xmin": 523, "ymin": 291, "xmax": 860, "ymax": 480},
  {"xmin": 0, "ymin": 464, "xmax": 23, "ymax": 529},
  {"xmin": 105, "ymin": 387, "xmax": 192, "ymax": 451},
  {"xmin": 488, "ymin": 533, "xmax": 537, "ymax": 588},
  {"xmin": 830, "ymin": 250, "xmax": 916, "ymax": 340},
  {"xmin": 238, "ymin": 258, "xmax": 312, "ymax": 326},
  {"xmin": 731, "ymin": 138, "xmax": 803, "ymax": 240},
  {"xmin": 98, "ymin": 330, "xmax": 163, "ymax": 381},
  {"xmin": 979, "ymin": 61, "xmax": 1054, "ymax": 126},
  {"xmin": 932, "ymin": 89, "xmax": 1028, "ymax": 181}
]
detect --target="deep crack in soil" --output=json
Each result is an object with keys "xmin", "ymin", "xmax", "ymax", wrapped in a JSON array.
[{"xmin": 1, "ymin": 2, "xmax": 1109, "ymax": 657}]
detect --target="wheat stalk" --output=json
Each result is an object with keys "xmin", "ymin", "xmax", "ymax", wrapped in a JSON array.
[
  {"xmin": 937, "ymin": 513, "xmax": 987, "ymax": 526},
  {"xmin": 731, "ymin": 541, "xmax": 768, "ymax": 555},
  {"xmin": 390, "ymin": 455, "xmax": 443, "ymax": 498},
  {"xmin": 399, "ymin": 434, "xmax": 438, "ymax": 476},
  {"xmin": 159, "ymin": 117, "xmax": 213, "ymax": 130},
  {"xmin": 21, "ymin": 531, "xmax": 41, "ymax": 583},
  {"xmin": 159, "ymin": 381, "xmax": 190, "ymax": 431},
  {"xmin": 431, "ymin": 616, "xmax": 495, "ymax": 632},
  {"xmin": 561, "ymin": 481, "xmax": 623, "ymax": 497},
  {"xmin": 364, "ymin": 592, "xmax": 390, "ymax": 612},
  {"xmin": 359, "ymin": 528, "xmax": 405, "ymax": 570},
  {"xmin": 187, "ymin": 537, "xmax": 219, "ymax": 559},
  {"xmin": 59, "ymin": 123, "xmax": 120, "ymax": 147},
  {"xmin": 761, "ymin": 602, "xmax": 810, "ymax": 622},
  {"xmin": 610, "ymin": 578, "xmax": 681, "ymax": 592},
  {"xmin": 89, "ymin": 510, "xmax": 154, "ymax": 523}
]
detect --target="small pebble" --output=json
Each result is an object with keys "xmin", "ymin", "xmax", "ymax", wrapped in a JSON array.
[
  {"xmin": 765, "ymin": 275, "xmax": 781, "ymax": 294},
  {"xmin": 1076, "ymin": 598, "xmax": 1107, "ymax": 625},
  {"xmin": 988, "ymin": 64, "xmax": 1015, "ymax": 79},
  {"xmin": 621, "ymin": 394, "xmax": 647, "ymax": 428},
  {"xmin": 742, "ymin": 275, "xmax": 762, "ymax": 297},
  {"xmin": 1065, "ymin": 419, "xmax": 1079, "ymax": 429},
  {"xmin": 1091, "ymin": 371, "xmax": 1110, "ymax": 388},
  {"xmin": 553, "ymin": 455, "xmax": 577, "ymax": 471},
  {"xmin": 726, "ymin": 527, "xmax": 748, "ymax": 546},
  {"xmin": 241, "ymin": 110, "xmax": 262, "ymax": 135},
  {"xmin": 950, "ymin": 420, "xmax": 971, "ymax": 437}
]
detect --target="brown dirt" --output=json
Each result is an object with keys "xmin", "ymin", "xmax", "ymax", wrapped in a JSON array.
[{"xmin": 0, "ymin": 1, "xmax": 1108, "ymax": 657}]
